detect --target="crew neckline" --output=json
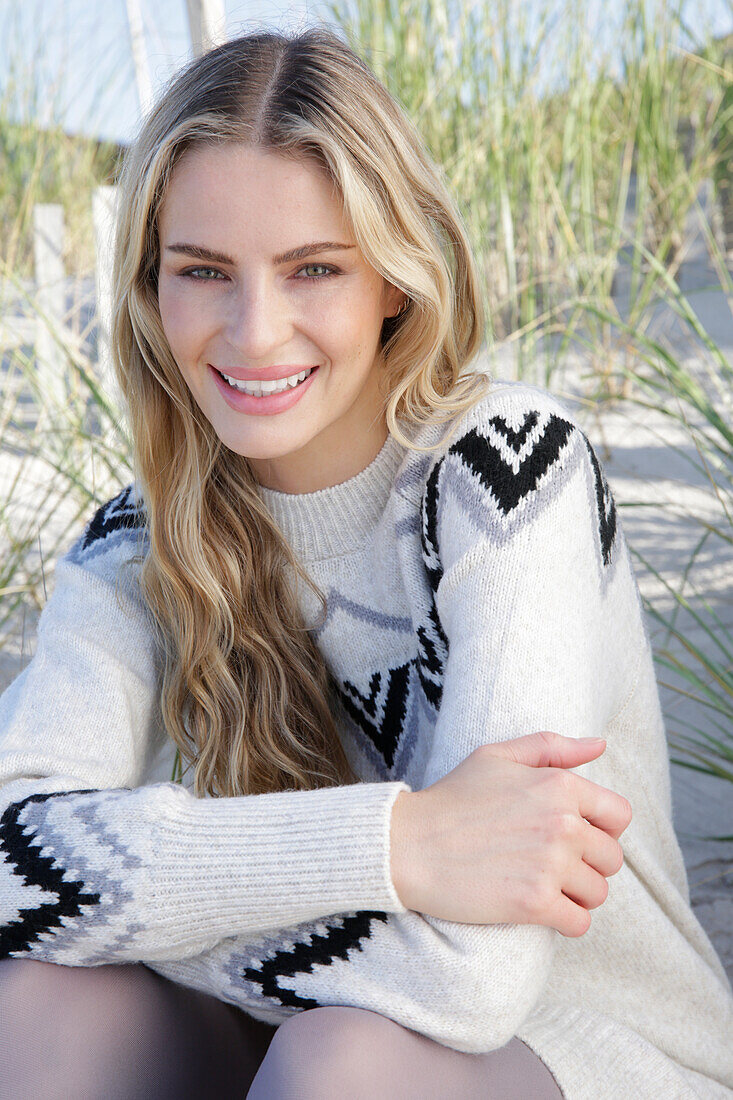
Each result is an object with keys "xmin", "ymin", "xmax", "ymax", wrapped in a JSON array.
[{"xmin": 255, "ymin": 431, "xmax": 407, "ymax": 561}]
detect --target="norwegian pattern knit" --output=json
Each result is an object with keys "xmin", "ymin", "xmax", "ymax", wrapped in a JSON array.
[{"xmin": 1, "ymin": 380, "xmax": 731, "ymax": 1100}]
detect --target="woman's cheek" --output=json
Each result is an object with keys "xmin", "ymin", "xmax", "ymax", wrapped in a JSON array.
[
  {"xmin": 172, "ymin": 314, "xmax": 202, "ymax": 357},
  {"xmin": 159, "ymin": 281, "xmax": 199, "ymax": 343}
]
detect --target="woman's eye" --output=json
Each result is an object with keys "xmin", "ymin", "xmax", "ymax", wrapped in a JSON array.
[
  {"xmin": 181, "ymin": 267, "xmax": 225, "ymax": 280},
  {"xmin": 296, "ymin": 263, "xmax": 339, "ymax": 279}
]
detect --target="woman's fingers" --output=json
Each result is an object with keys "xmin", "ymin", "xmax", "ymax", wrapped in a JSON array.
[
  {"xmin": 542, "ymin": 817, "xmax": 624, "ymax": 935},
  {"xmin": 527, "ymin": 797, "xmax": 626, "ymax": 936},
  {"xmin": 573, "ymin": 773, "xmax": 633, "ymax": 841},
  {"xmin": 544, "ymin": 862, "xmax": 617, "ymax": 938},
  {"xmin": 539, "ymin": 891, "xmax": 593, "ymax": 939},
  {"xmin": 580, "ymin": 816, "xmax": 626, "ymax": 878},
  {"xmin": 562, "ymin": 856, "xmax": 612, "ymax": 911}
]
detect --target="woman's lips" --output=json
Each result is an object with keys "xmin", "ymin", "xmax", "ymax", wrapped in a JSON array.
[{"xmin": 209, "ymin": 363, "xmax": 319, "ymax": 415}]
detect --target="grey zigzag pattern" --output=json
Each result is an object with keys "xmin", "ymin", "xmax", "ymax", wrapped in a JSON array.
[{"xmin": 1, "ymin": 787, "xmax": 148, "ymax": 962}]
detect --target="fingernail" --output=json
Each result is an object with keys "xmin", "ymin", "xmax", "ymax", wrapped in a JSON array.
[{"xmin": 579, "ymin": 737, "xmax": 605, "ymax": 743}]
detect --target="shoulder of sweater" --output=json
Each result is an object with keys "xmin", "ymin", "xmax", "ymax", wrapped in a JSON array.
[
  {"xmin": 58, "ymin": 480, "xmax": 149, "ymax": 606},
  {"xmin": 392, "ymin": 377, "xmax": 585, "ymax": 505},
  {"xmin": 403, "ymin": 375, "xmax": 629, "ymax": 606}
]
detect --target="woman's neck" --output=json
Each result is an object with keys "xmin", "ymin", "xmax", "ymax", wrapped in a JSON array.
[
  {"xmin": 254, "ymin": 427, "xmax": 406, "ymax": 561},
  {"xmin": 249, "ymin": 416, "xmax": 390, "ymax": 495}
]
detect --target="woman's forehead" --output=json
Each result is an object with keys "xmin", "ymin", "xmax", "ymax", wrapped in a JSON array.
[
  {"xmin": 161, "ymin": 145, "xmax": 341, "ymax": 223},
  {"xmin": 169, "ymin": 142, "xmax": 331, "ymax": 192},
  {"xmin": 157, "ymin": 148, "xmax": 358, "ymax": 266}
]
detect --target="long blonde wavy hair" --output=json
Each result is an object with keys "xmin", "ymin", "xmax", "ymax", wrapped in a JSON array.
[{"xmin": 111, "ymin": 24, "xmax": 493, "ymax": 799}]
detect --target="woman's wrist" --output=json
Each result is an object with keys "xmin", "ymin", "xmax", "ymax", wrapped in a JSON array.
[{"xmin": 389, "ymin": 789, "xmax": 421, "ymax": 910}]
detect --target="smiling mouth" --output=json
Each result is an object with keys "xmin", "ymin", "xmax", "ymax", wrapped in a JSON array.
[{"xmin": 214, "ymin": 366, "xmax": 316, "ymax": 396}]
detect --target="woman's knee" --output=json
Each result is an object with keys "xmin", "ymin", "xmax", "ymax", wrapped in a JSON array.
[
  {"xmin": 247, "ymin": 1006, "xmax": 405, "ymax": 1099},
  {"xmin": 248, "ymin": 1007, "xmax": 565, "ymax": 1100},
  {"xmin": 269, "ymin": 1005, "xmax": 394, "ymax": 1062}
]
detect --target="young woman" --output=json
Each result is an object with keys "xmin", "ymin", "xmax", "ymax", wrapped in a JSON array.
[{"xmin": 1, "ymin": 25, "xmax": 731, "ymax": 1100}]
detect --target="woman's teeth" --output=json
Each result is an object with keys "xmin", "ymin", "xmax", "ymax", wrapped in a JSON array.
[{"xmin": 218, "ymin": 367, "xmax": 313, "ymax": 396}]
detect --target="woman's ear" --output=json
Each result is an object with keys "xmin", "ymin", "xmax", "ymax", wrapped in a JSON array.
[{"xmin": 385, "ymin": 283, "xmax": 408, "ymax": 319}]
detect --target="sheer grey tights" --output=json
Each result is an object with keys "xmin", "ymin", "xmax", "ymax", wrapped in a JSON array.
[
  {"xmin": 0, "ymin": 959, "xmax": 564, "ymax": 1099},
  {"xmin": 248, "ymin": 1006, "xmax": 564, "ymax": 1099},
  {"xmin": 0, "ymin": 958, "xmax": 275, "ymax": 1099}
]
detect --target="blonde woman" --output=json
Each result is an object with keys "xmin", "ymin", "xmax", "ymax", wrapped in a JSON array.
[{"xmin": 1, "ymin": 25, "xmax": 731, "ymax": 1100}]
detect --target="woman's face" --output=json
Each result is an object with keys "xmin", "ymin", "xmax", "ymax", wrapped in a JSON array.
[{"xmin": 156, "ymin": 143, "xmax": 404, "ymax": 493}]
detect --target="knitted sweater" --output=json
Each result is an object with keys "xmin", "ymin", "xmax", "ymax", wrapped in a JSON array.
[{"xmin": 1, "ymin": 380, "xmax": 731, "ymax": 1099}]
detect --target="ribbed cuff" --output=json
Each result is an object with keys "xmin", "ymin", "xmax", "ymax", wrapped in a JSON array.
[{"xmin": 150, "ymin": 779, "xmax": 413, "ymax": 947}]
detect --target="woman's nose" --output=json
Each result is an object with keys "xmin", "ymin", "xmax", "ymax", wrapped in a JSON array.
[{"xmin": 221, "ymin": 281, "xmax": 291, "ymax": 357}]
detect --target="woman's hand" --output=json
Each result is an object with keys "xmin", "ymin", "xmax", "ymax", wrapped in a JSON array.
[{"xmin": 390, "ymin": 730, "xmax": 632, "ymax": 938}]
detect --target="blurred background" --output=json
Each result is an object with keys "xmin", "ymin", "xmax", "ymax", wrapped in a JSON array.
[{"xmin": 1, "ymin": 0, "xmax": 731, "ymax": 980}]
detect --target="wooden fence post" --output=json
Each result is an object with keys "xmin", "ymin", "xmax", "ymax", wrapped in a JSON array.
[
  {"xmin": 32, "ymin": 203, "xmax": 67, "ymax": 411},
  {"xmin": 186, "ymin": 0, "xmax": 226, "ymax": 57},
  {"xmin": 92, "ymin": 185, "xmax": 120, "ymax": 408},
  {"xmin": 125, "ymin": 0, "xmax": 153, "ymax": 115}
]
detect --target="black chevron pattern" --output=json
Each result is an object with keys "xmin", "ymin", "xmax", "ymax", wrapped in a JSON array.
[
  {"xmin": 425, "ymin": 410, "xmax": 618, "ymax": 567},
  {"xmin": 582, "ymin": 433, "xmax": 617, "ymax": 566},
  {"xmin": 80, "ymin": 484, "xmax": 146, "ymax": 553},
  {"xmin": 415, "ymin": 603, "xmax": 447, "ymax": 708},
  {"xmin": 447, "ymin": 412, "xmax": 575, "ymax": 516},
  {"xmin": 0, "ymin": 789, "xmax": 101, "ymax": 959},
  {"xmin": 241, "ymin": 910, "xmax": 390, "ymax": 1010},
  {"xmin": 418, "ymin": 459, "xmax": 450, "ymax": 709},
  {"xmin": 338, "ymin": 664, "xmax": 411, "ymax": 770}
]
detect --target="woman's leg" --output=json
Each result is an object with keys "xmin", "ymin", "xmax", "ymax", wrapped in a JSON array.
[
  {"xmin": 0, "ymin": 957, "xmax": 278, "ymax": 1100},
  {"xmin": 247, "ymin": 1005, "xmax": 564, "ymax": 1100}
]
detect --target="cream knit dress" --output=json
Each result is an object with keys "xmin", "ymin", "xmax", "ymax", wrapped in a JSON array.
[{"xmin": 1, "ymin": 380, "xmax": 731, "ymax": 1098}]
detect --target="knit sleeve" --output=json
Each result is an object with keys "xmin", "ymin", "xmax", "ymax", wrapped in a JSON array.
[
  {"xmin": 405, "ymin": 395, "xmax": 647, "ymax": 1044},
  {"xmin": 141, "ymin": 393, "xmax": 650, "ymax": 1048},
  {"xmin": 0, "ymin": 493, "xmax": 411, "ymax": 967}
]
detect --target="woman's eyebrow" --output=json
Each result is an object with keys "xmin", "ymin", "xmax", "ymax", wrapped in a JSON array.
[
  {"xmin": 165, "ymin": 243, "xmax": 234, "ymax": 264},
  {"xmin": 164, "ymin": 241, "xmax": 355, "ymax": 265},
  {"xmin": 274, "ymin": 241, "xmax": 355, "ymax": 263}
]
